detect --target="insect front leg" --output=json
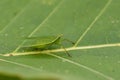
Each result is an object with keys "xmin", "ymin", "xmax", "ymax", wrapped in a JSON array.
[{"xmin": 62, "ymin": 38, "xmax": 75, "ymax": 45}]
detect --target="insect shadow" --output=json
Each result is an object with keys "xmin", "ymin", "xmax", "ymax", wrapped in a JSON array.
[{"xmin": 22, "ymin": 34, "xmax": 75, "ymax": 57}]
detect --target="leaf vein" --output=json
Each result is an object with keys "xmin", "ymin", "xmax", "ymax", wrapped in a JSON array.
[
  {"xmin": 74, "ymin": 0, "xmax": 112, "ymax": 47},
  {"xmin": 0, "ymin": 58, "xmax": 42, "ymax": 72},
  {"xmin": 0, "ymin": 0, "xmax": 33, "ymax": 33},
  {"xmin": 4, "ymin": 43, "xmax": 120, "ymax": 56},
  {"xmin": 13, "ymin": 0, "xmax": 64, "ymax": 53},
  {"xmin": 48, "ymin": 54, "xmax": 114, "ymax": 80}
]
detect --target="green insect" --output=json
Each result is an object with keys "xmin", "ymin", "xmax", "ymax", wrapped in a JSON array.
[{"xmin": 23, "ymin": 34, "xmax": 74, "ymax": 57}]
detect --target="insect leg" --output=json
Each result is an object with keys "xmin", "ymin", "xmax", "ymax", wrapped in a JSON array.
[
  {"xmin": 58, "ymin": 44, "xmax": 71, "ymax": 57},
  {"xmin": 61, "ymin": 46, "xmax": 71, "ymax": 57},
  {"xmin": 62, "ymin": 39, "xmax": 75, "ymax": 45}
]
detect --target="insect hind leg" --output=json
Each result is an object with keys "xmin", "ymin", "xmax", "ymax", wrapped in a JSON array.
[{"xmin": 58, "ymin": 44, "xmax": 71, "ymax": 57}]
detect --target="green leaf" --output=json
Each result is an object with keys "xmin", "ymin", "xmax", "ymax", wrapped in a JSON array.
[{"xmin": 0, "ymin": 0, "xmax": 120, "ymax": 80}]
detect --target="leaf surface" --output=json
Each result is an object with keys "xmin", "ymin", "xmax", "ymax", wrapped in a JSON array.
[{"xmin": 0, "ymin": 0, "xmax": 120, "ymax": 80}]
